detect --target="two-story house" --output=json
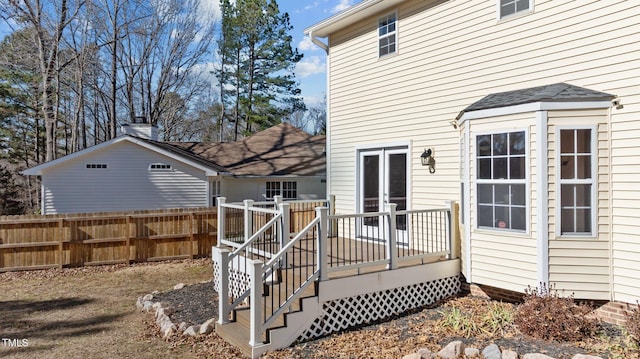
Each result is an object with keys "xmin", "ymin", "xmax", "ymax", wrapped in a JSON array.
[{"xmin": 305, "ymin": 0, "xmax": 640, "ymax": 319}]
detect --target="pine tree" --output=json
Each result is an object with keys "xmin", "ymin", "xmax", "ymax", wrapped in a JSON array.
[{"xmin": 216, "ymin": 0, "xmax": 304, "ymax": 141}]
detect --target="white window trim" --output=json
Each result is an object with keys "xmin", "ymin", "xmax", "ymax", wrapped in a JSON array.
[
  {"xmin": 473, "ymin": 128, "xmax": 530, "ymax": 234},
  {"xmin": 378, "ymin": 11, "xmax": 398, "ymax": 58},
  {"xmin": 555, "ymin": 125, "xmax": 598, "ymax": 238},
  {"xmin": 266, "ymin": 180, "xmax": 297, "ymax": 200},
  {"xmin": 496, "ymin": 0, "xmax": 534, "ymax": 21}
]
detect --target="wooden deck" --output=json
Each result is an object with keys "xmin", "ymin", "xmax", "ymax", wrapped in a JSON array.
[{"xmin": 216, "ymin": 236, "xmax": 449, "ymax": 357}]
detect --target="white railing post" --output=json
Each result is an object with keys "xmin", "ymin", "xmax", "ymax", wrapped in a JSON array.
[
  {"xmin": 316, "ymin": 207, "xmax": 329, "ymax": 281},
  {"xmin": 273, "ymin": 195, "xmax": 283, "ymax": 207},
  {"xmin": 248, "ymin": 259, "xmax": 263, "ymax": 346},
  {"xmin": 328, "ymin": 195, "xmax": 337, "ymax": 237},
  {"xmin": 217, "ymin": 197, "xmax": 226, "ymax": 247},
  {"xmin": 212, "ymin": 246, "xmax": 231, "ymax": 324},
  {"xmin": 385, "ymin": 203, "xmax": 398, "ymax": 270},
  {"xmin": 445, "ymin": 200, "xmax": 455, "ymax": 260},
  {"xmin": 279, "ymin": 202, "xmax": 290, "ymax": 268},
  {"xmin": 243, "ymin": 199, "xmax": 254, "ymax": 252}
]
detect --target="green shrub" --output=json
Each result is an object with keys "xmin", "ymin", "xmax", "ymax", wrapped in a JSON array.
[
  {"xmin": 514, "ymin": 283, "xmax": 599, "ymax": 341},
  {"xmin": 626, "ymin": 301, "xmax": 640, "ymax": 345}
]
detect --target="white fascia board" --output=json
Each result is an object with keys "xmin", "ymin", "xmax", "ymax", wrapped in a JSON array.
[
  {"xmin": 23, "ymin": 135, "xmax": 221, "ymax": 176},
  {"xmin": 457, "ymin": 101, "xmax": 612, "ymax": 126},
  {"xmin": 304, "ymin": 0, "xmax": 405, "ymax": 38},
  {"xmin": 23, "ymin": 136, "xmax": 128, "ymax": 175}
]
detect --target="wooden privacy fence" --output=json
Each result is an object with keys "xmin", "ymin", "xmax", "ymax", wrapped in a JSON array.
[
  {"xmin": 0, "ymin": 207, "xmax": 218, "ymax": 272},
  {"xmin": 0, "ymin": 203, "xmax": 329, "ymax": 273}
]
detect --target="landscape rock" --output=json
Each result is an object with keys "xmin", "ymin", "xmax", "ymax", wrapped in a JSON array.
[
  {"xmin": 173, "ymin": 283, "xmax": 185, "ymax": 290},
  {"xmin": 135, "ymin": 296, "xmax": 144, "ymax": 310},
  {"xmin": 143, "ymin": 293, "xmax": 154, "ymax": 301},
  {"xmin": 464, "ymin": 347, "xmax": 480, "ymax": 357},
  {"xmin": 199, "ymin": 318, "xmax": 215, "ymax": 335},
  {"xmin": 482, "ymin": 344, "xmax": 501, "ymax": 359},
  {"xmin": 502, "ymin": 350, "xmax": 518, "ymax": 359},
  {"xmin": 572, "ymin": 356, "xmax": 603, "ymax": 359},
  {"xmin": 418, "ymin": 348, "xmax": 435, "ymax": 358},
  {"xmin": 142, "ymin": 301, "xmax": 153, "ymax": 312},
  {"xmin": 523, "ymin": 354, "xmax": 555, "ymax": 359},
  {"xmin": 437, "ymin": 341, "xmax": 465, "ymax": 359},
  {"xmin": 183, "ymin": 325, "xmax": 200, "ymax": 337},
  {"xmin": 402, "ymin": 354, "xmax": 420, "ymax": 359},
  {"xmin": 177, "ymin": 321, "xmax": 188, "ymax": 332}
]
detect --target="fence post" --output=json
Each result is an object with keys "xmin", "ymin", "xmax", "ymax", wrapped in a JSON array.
[
  {"xmin": 58, "ymin": 219, "xmax": 64, "ymax": 269},
  {"xmin": 279, "ymin": 202, "xmax": 290, "ymax": 268},
  {"xmin": 385, "ymin": 203, "xmax": 398, "ymax": 270},
  {"xmin": 248, "ymin": 259, "xmax": 264, "ymax": 346},
  {"xmin": 213, "ymin": 246, "xmax": 231, "ymax": 324},
  {"xmin": 217, "ymin": 197, "xmax": 226, "ymax": 248},
  {"xmin": 273, "ymin": 195, "xmax": 282, "ymax": 207},
  {"xmin": 445, "ymin": 200, "xmax": 458, "ymax": 260},
  {"xmin": 316, "ymin": 207, "xmax": 329, "ymax": 281}
]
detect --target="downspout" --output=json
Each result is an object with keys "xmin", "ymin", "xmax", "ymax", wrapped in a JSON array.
[
  {"xmin": 536, "ymin": 110, "xmax": 549, "ymax": 287},
  {"xmin": 309, "ymin": 31, "xmax": 331, "ymax": 204},
  {"xmin": 607, "ymin": 103, "xmax": 614, "ymax": 302}
]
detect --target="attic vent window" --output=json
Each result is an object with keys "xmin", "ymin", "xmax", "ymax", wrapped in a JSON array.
[
  {"xmin": 86, "ymin": 164, "xmax": 107, "ymax": 169},
  {"xmin": 149, "ymin": 163, "xmax": 172, "ymax": 171}
]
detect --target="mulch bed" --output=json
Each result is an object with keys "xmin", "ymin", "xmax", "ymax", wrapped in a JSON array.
[{"xmin": 151, "ymin": 281, "xmax": 638, "ymax": 359}]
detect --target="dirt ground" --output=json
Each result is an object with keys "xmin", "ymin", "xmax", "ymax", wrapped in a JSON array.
[
  {"xmin": 0, "ymin": 259, "xmax": 228, "ymax": 359},
  {"xmin": 1, "ymin": 259, "xmax": 638, "ymax": 359}
]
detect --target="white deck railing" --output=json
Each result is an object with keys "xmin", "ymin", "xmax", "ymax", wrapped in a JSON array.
[{"xmin": 213, "ymin": 199, "xmax": 454, "ymax": 347}]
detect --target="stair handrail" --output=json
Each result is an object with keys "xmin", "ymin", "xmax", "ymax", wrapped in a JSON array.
[{"xmin": 250, "ymin": 206, "xmax": 328, "ymax": 345}]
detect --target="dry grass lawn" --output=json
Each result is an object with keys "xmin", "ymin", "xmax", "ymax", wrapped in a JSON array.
[{"xmin": 0, "ymin": 259, "xmax": 219, "ymax": 359}]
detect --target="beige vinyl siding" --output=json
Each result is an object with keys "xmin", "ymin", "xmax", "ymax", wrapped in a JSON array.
[
  {"xmin": 41, "ymin": 141, "xmax": 208, "ymax": 214},
  {"xmin": 611, "ymin": 114, "xmax": 640, "ymax": 302},
  {"xmin": 467, "ymin": 114, "xmax": 538, "ymax": 292},
  {"xmin": 547, "ymin": 110, "xmax": 610, "ymax": 300},
  {"xmin": 326, "ymin": 0, "xmax": 640, "ymax": 301},
  {"xmin": 328, "ymin": 0, "xmax": 639, "ymax": 214}
]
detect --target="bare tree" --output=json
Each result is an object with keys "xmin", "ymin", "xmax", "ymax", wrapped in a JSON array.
[{"xmin": 2, "ymin": 0, "xmax": 86, "ymax": 161}]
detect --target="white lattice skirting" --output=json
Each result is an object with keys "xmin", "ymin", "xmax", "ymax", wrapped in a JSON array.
[
  {"xmin": 212, "ymin": 257, "xmax": 251, "ymax": 299},
  {"xmin": 298, "ymin": 275, "xmax": 461, "ymax": 342}
]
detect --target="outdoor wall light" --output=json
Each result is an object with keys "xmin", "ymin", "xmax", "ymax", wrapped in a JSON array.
[{"xmin": 421, "ymin": 148, "xmax": 436, "ymax": 174}]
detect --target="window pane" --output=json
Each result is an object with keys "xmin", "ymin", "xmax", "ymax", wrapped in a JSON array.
[
  {"xmin": 493, "ymin": 158, "xmax": 507, "ymax": 179},
  {"xmin": 494, "ymin": 206, "xmax": 509, "ymax": 228},
  {"xmin": 576, "ymin": 129, "xmax": 591, "ymax": 153},
  {"xmin": 512, "ymin": 184, "xmax": 526, "ymax": 206},
  {"xmin": 478, "ymin": 158, "xmax": 492, "ymax": 179},
  {"xmin": 478, "ymin": 184, "xmax": 493, "ymax": 204},
  {"xmin": 561, "ymin": 184, "xmax": 575, "ymax": 207},
  {"xmin": 575, "ymin": 184, "xmax": 591, "ymax": 207},
  {"xmin": 516, "ymin": 0, "xmax": 530, "ymax": 11},
  {"xmin": 561, "ymin": 209, "xmax": 575, "ymax": 233},
  {"xmin": 477, "ymin": 135, "xmax": 491, "ymax": 156},
  {"xmin": 509, "ymin": 131, "xmax": 526, "ymax": 155},
  {"xmin": 575, "ymin": 209, "xmax": 591, "ymax": 233},
  {"xmin": 576, "ymin": 155, "xmax": 591, "ymax": 179},
  {"xmin": 512, "ymin": 207, "xmax": 526, "ymax": 230},
  {"xmin": 493, "ymin": 133, "xmax": 507, "ymax": 155},
  {"xmin": 388, "ymin": 43, "xmax": 396, "ymax": 53},
  {"xmin": 560, "ymin": 155, "xmax": 575, "ymax": 179},
  {"xmin": 560, "ymin": 130, "xmax": 574, "ymax": 154},
  {"xmin": 510, "ymin": 156, "xmax": 525, "ymax": 179},
  {"xmin": 388, "ymin": 22, "xmax": 396, "ymax": 32},
  {"xmin": 501, "ymin": 2, "xmax": 515, "ymax": 17},
  {"xmin": 478, "ymin": 205, "xmax": 493, "ymax": 227},
  {"xmin": 495, "ymin": 184, "xmax": 509, "ymax": 205}
]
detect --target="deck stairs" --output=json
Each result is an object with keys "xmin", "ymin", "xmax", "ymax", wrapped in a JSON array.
[{"xmin": 215, "ymin": 262, "xmax": 322, "ymax": 358}]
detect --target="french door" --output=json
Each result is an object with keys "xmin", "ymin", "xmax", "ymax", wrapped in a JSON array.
[{"xmin": 358, "ymin": 147, "xmax": 408, "ymax": 244}]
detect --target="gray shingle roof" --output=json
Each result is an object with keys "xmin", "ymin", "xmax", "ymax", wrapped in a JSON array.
[{"xmin": 462, "ymin": 83, "xmax": 615, "ymax": 113}]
